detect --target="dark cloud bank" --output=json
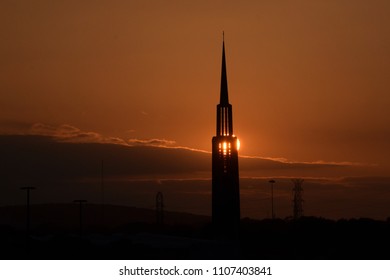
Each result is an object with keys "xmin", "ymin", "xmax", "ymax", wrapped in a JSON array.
[{"xmin": 1, "ymin": 135, "xmax": 389, "ymax": 220}]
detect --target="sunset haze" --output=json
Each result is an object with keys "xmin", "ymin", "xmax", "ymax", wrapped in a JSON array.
[{"xmin": 1, "ymin": 1, "xmax": 390, "ymax": 220}]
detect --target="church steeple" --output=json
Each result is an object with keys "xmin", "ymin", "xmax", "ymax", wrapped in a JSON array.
[
  {"xmin": 212, "ymin": 35, "xmax": 240, "ymax": 240},
  {"xmin": 216, "ymin": 37, "xmax": 233, "ymax": 137},
  {"xmin": 220, "ymin": 39, "xmax": 229, "ymax": 105}
]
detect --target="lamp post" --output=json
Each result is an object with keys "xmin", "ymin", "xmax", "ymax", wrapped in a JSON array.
[
  {"xmin": 268, "ymin": 180, "xmax": 276, "ymax": 219},
  {"xmin": 20, "ymin": 187, "xmax": 36, "ymax": 253}
]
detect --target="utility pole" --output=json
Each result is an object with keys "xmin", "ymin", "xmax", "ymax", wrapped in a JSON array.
[
  {"xmin": 156, "ymin": 192, "xmax": 164, "ymax": 226},
  {"xmin": 268, "ymin": 180, "xmax": 276, "ymax": 219},
  {"xmin": 101, "ymin": 159, "xmax": 105, "ymax": 226},
  {"xmin": 20, "ymin": 187, "xmax": 36, "ymax": 253}
]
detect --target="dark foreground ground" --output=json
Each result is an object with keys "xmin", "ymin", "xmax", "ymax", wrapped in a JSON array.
[{"xmin": 1, "ymin": 204, "xmax": 390, "ymax": 259}]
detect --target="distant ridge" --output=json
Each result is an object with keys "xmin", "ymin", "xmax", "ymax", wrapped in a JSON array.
[{"xmin": 0, "ymin": 203, "xmax": 211, "ymax": 231}]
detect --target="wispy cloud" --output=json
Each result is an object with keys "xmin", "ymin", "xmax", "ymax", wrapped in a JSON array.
[
  {"xmin": 26, "ymin": 122, "xmax": 207, "ymax": 152},
  {"xmin": 240, "ymin": 154, "xmax": 367, "ymax": 167},
  {"xmin": 0, "ymin": 121, "xmax": 374, "ymax": 168},
  {"xmin": 127, "ymin": 138, "xmax": 210, "ymax": 153},
  {"xmin": 27, "ymin": 123, "xmax": 204, "ymax": 152},
  {"xmin": 127, "ymin": 138, "xmax": 176, "ymax": 147},
  {"xmin": 28, "ymin": 123, "xmax": 129, "ymax": 145}
]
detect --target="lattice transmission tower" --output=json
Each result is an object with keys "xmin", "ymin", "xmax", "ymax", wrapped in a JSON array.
[{"xmin": 291, "ymin": 179, "xmax": 304, "ymax": 219}]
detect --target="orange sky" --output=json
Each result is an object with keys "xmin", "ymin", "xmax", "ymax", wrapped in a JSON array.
[{"xmin": 1, "ymin": 0, "xmax": 390, "ymax": 173}]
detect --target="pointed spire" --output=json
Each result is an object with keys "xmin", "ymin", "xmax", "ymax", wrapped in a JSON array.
[{"xmin": 220, "ymin": 33, "xmax": 229, "ymax": 105}]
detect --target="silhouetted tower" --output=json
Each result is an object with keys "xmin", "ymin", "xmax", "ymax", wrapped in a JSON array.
[
  {"xmin": 212, "ymin": 35, "xmax": 240, "ymax": 238},
  {"xmin": 292, "ymin": 179, "xmax": 304, "ymax": 219},
  {"xmin": 156, "ymin": 192, "xmax": 164, "ymax": 225}
]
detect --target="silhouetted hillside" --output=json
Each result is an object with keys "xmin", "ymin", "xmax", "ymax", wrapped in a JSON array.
[{"xmin": 0, "ymin": 203, "xmax": 210, "ymax": 230}]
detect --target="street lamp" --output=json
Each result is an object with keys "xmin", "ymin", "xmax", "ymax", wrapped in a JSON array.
[
  {"xmin": 268, "ymin": 180, "xmax": 276, "ymax": 219},
  {"xmin": 20, "ymin": 187, "xmax": 36, "ymax": 253}
]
